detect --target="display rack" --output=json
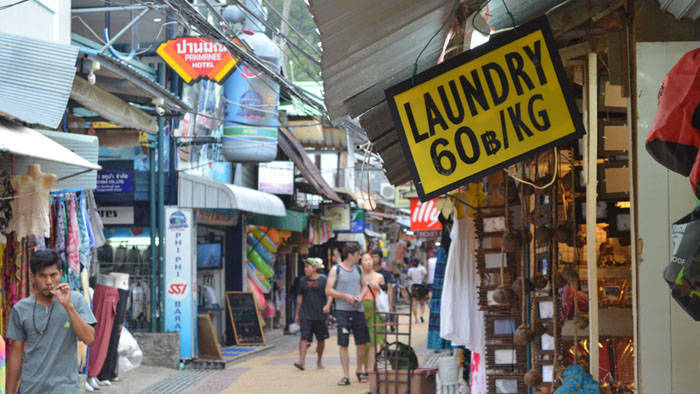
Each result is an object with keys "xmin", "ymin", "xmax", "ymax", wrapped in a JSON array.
[{"xmin": 372, "ymin": 300, "xmax": 413, "ymax": 394}]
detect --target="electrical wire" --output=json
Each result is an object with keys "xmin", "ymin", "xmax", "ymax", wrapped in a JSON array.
[
  {"xmin": 259, "ymin": 0, "xmax": 321, "ymax": 56},
  {"xmin": 505, "ymin": 147, "xmax": 559, "ymax": 189},
  {"xmin": 0, "ymin": 0, "xmax": 30, "ymax": 11},
  {"xmin": 411, "ymin": 0, "xmax": 459, "ymax": 85}
]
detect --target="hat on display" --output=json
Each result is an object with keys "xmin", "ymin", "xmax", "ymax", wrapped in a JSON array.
[{"xmin": 304, "ymin": 257, "xmax": 325, "ymax": 270}]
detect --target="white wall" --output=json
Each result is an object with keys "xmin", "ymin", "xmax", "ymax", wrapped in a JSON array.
[
  {"xmin": 0, "ymin": 0, "xmax": 70, "ymax": 44},
  {"xmin": 636, "ymin": 41, "xmax": 700, "ymax": 394}
]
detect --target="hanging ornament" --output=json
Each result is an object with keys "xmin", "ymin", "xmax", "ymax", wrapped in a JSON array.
[
  {"xmin": 514, "ymin": 324, "xmax": 535, "ymax": 345},
  {"xmin": 532, "ymin": 273, "xmax": 549, "ymax": 289},
  {"xmin": 524, "ymin": 368, "xmax": 543, "ymax": 387},
  {"xmin": 493, "ymin": 285, "xmax": 513, "ymax": 305},
  {"xmin": 512, "ymin": 276, "xmax": 533, "ymax": 294}
]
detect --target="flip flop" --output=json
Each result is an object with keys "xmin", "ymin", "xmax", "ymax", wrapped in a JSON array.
[
  {"xmin": 338, "ymin": 377, "xmax": 351, "ymax": 386},
  {"xmin": 294, "ymin": 362, "xmax": 305, "ymax": 371},
  {"xmin": 356, "ymin": 372, "xmax": 368, "ymax": 383}
]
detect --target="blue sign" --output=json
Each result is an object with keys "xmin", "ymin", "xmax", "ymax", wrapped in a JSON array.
[
  {"xmin": 350, "ymin": 209, "xmax": 365, "ymax": 233},
  {"xmin": 96, "ymin": 170, "xmax": 133, "ymax": 193}
]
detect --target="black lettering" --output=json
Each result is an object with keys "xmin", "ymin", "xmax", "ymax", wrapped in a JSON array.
[
  {"xmin": 437, "ymin": 81, "xmax": 465, "ymax": 124},
  {"xmin": 481, "ymin": 131, "xmax": 501, "ymax": 155},
  {"xmin": 507, "ymin": 103, "xmax": 534, "ymax": 141},
  {"xmin": 523, "ymin": 40, "xmax": 547, "ymax": 86},
  {"xmin": 455, "ymin": 126, "xmax": 480, "ymax": 164},
  {"xmin": 425, "ymin": 93, "xmax": 448, "ymax": 135},
  {"xmin": 499, "ymin": 109, "xmax": 509, "ymax": 149},
  {"xmin": 459, "ymin": 70, "xmax": 490, "ymax": 116},
  {"xmin": 430, "ymin": 138, "xmax": 456, "ymax": 175},
  {"xmin": 404, "ymin": 102, "xmax": 429, "ymax": 144},
  {"xmin": 482, "ymin": 62, "xmax": 510, "ymax": 106},
  {"xmin": 528, "ymin": 94, "xmax": 550, "ymax": 131},
  {"xmin": 505, "ymin": 51, "xmax": 535, "ymax": 96}
]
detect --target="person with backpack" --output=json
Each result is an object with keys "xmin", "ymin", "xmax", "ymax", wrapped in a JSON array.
[{"xmin": 325, "ymin": 242, "xmax": 370, "ymax": 386}]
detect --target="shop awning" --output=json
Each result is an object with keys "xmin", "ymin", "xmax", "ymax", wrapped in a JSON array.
[
  {"xmin": 249, "ymin": 209, "xmax": 309, "ymax": 233},
  {"xmin": 0, "ymin": 120, "xmax": 101, "ymax": 171},
  {"xmin": 178, "ymin": 173, "xmax": 286, "ymax": 216},
  {"xmin": 278, "ymin": 127, "xmax": 343, "ymax": 203},
  {"xmin": 0, "ymin": 32, "xmax": 79, "ymax": 128},
  {"xmin": 364, "ymin": 228, "xmax": 384, "ymax": 238}
]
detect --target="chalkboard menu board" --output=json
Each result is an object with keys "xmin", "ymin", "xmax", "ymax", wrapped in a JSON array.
[{"xmin": 225, "ymin": 291, "xmax": 265, "ymax": 345}]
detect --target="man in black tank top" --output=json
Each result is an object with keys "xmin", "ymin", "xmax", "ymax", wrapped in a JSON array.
[{"xmin": 325, "ymin": 242, "xmax": 370, "ymax": 386}]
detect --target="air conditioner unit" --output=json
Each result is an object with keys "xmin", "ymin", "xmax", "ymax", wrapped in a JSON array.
[{"xmin": 380, "ymin": 183, "xmax": 395, "ymax": 200}]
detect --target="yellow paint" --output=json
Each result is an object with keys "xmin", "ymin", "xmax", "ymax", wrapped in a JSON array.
[{"xmin": 389, "ymin": 29, "xmax": 579, "ymax": 198}]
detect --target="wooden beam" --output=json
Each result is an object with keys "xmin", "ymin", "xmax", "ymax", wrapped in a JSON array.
[
  {"xmin": 559, "ymin": 41, "xmax": 592, "ymax": 62},
  {"xmin": 585, "ymin": 52, "xmax": 600, "ymax": 379},
  {"xmin": 635, "ymin": 0, "xmax": 700, "ymax": 41},
  {"xmin": 547, "ymin": 0, "xmax": 617, "ymax": 37}
]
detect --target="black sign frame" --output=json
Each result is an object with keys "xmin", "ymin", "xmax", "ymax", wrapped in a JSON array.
[
  {"xmin": 385, "ymin": 16, "xmax": 586, "ymax": 201},
  {"xmin": 225, "ymin": 291, "xmax": 266, "ymax": 345}
]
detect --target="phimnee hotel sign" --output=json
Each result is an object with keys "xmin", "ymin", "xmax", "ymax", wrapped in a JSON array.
[{"xmin": 386, "ymin": 17, "xmax": 585, "ymax": 201}]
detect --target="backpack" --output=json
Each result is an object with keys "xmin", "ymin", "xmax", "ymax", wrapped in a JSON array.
[
  {"xmin": 376, "ymin": 341, "xmax": 419, "ymax": 370},
  {"xmin": 662, "ymin": 204, "xmax": 700, "ymax": 320}
]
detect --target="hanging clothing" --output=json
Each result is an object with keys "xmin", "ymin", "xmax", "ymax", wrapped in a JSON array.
[
  {"xmin": 88, "ymin": 285, "xmax": 119, "ymax": 378},
  {"xmin": 98, "ymin": 288, "xmax": 128, "ymax": 381},
  {"xmin": 6, "ymin": 174, "xmax": 52, "ymax": 239},
  {"xmin": 440, "ymin": 214, "xmax": 484, "ymax": 353},
  {"xmin": 470, "ymin": 352, "xmax": 487, "ymax": 394},
  {"xmin": 427, "ymin": 247, "xmax": 453, "ymax": 350},
  {"xmin": 0, "ymin": 170, "xmax": 14, "ymax": 243},
  {"xmin": 54, "ymin": 199, "xmax": 67, "ymax": 271},
  {"xmin": 80, "ymin": 193, "xmax": 95, "ymax": 249},
  {"xmin": 85, "ymin": 190, "xmax": 105, "ymax": 248},
  {"xmin": 66, "ymin": 196, "xmax": 80, "ymax": 275},
  {"xmin": 76, "ymin": 194, "xmax": 91, "ymax": 271}
]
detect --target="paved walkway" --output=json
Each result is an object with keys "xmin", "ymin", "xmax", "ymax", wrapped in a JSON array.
[{"xmin": 187, "ymin": 310, "xmax": 432, "ymax": 394}]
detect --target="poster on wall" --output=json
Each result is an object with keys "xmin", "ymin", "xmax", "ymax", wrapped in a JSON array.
[
  {"xmin": 258, "ymin": 161, "xmax": 294, "ymax": 194},
  {"xmin": 324, "ymin": 204, "xmax": 351, "ymax": 232},
  {"xmin": 410, "ymin": 198, "xmax": 442, "ymax": 231},
  {"xmin": 164, "ymin": 207, "xmax": 197, "ymax": 359},
  {"xmin": 385, "ymin": 16, "xmax": 586, "ymax": 201}
]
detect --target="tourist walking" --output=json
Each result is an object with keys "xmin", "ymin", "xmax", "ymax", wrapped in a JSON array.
[
  {"xmin": 294, "ymin": 257, "xmax": 331, "ymax": 371},
  {"xmin": 360, "ymin": 252, "xmax": 386, "ymax": 374},
  {"xmin": 325, "ymin": 242, "xmax": 369, "ymax": 386},
  {"xmin": 407, "ymin": 258, "xmax": 428, "ymax": 324}
]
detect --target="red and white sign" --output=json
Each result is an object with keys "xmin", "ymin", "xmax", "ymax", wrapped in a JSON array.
[
  {"xmin": 156, "ymin": 37, "xmax": 241, "ymax": 85},
  {"xmin": 410, "ymin": 198, "xmax": 442, "ymax": 231}
]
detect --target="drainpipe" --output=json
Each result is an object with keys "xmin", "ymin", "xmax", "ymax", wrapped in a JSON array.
[
  {"xmin": 149, "ymin": 140, "xmax": 157, "ymax": 332},
  {"xmin": 157, "ymin": 116, "xmax": 165, "ymax": 332}
]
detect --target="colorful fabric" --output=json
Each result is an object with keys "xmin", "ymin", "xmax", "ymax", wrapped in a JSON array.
[
  {"xmin": 76, "ymin": 194, "xmax": 90, "ymax": 272},
  {"xmin": 0, "ymin": 335, "xmax": 5, "ymax": 394},
  {"xmin": 54, "ymin": 199, "xmax": 66, "ymax": 270},
  {"xmin": 554, "ymin": 364, "xmax": 600, "ymax": 393},
  {"xmin": 66, "ymin": 196, "xmax": 80, "ymax": 274},
  {"xmin": 427, "ymin": 247, "xmax": 452, "ymax": 350},
  {"xmin": 362, "ymin": 298, "xmax": 386, "ymax": 347}
]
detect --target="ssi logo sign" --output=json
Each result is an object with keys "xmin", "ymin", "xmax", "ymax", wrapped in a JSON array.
[{"xmin": 386, "ymin": 17, "xmax": 585, "ymax": 201}]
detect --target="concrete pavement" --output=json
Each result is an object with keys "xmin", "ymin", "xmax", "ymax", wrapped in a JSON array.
[{"xmin": 188, "ymin": 309, "xmax": 433, "ymax": 394}]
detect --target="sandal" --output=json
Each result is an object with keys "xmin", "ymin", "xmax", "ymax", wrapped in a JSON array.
[
  {"xmin": 293, "ymin": 362, "xmax": 304, "ymax": 371},
  {"xmin": 338, "ymin": 377, "xmax": 351, "ymax": 386},
  {"xmin": 356, "ymin": 372, "xmax": 368, "ymax": 383}
]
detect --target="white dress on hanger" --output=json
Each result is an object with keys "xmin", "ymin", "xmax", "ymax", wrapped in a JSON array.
[{"xmin": 440, "ymin": 214, "xmax": 485, "ymax": 353}]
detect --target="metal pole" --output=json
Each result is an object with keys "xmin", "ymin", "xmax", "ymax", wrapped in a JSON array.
[
  {"xmin": 586, "ymin": 52, "xmax": 600, "ymax": 377},
  {"xmin": 149, "ymin": 141, "xmax": 157, "ymax": 332},
  {"xmin": 157, "ymin": 117, "xmax": 166, "ymax": 333},
  {"xmin": 99, "ymin": 8, "xmax": 149, "ymax": 53}
]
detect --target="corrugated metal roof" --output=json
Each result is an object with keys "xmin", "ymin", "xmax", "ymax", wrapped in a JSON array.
[
  {"xmin": 308, "ymin": 0, "xmax": 456, "ymax": 122},
  {"xmin": 0, "ymin": 32, "xmax": 79, "ymax": 128},
  {"xmin": 658, "ymin": 0, "xmax": 700, "ymax": 19},
  {"xmin": 9, "ymin": 130, "xmax": 99, "ymax": 190}
]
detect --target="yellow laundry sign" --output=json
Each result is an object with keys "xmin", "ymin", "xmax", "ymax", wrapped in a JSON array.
[{"xmin": 386, "ymin": 16, "xmax": 585, "ymax": 201}]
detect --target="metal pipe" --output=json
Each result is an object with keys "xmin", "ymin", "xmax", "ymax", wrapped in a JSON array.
[
  {"xmin": 157, "ymin": 116, "xmax": 166, "ymax": 332},
  {"xmin": 149, "ymin": 142, "xmax": 157, "ymax": 332},
  {"xmin": 100, "ymin": 8, "xmax": 150, "ymax": 53},
  {"xmin": 72, "ymin": 3, "xmax": 226, "ymax": 14}
]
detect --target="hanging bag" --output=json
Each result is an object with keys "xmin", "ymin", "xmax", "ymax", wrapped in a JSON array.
[
  {"xmin": 375, "ymin": 289, "xmax": 390, "ymax": 313},
  {"xmin": 662, "ymin": 204, "xmax": 700, "ymax": 320}
]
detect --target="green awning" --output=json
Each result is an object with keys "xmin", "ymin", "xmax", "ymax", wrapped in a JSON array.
[{"xmin": 249, "ymin": 209, "xmax": 308, "ymax": 232}]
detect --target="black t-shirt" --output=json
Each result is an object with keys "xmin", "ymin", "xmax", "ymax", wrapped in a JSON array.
[
  {"xmin": 376, "ymin": 267, "xmax": 395, "ymax": 292},
  {"xmin": 299, "ymin": 275, "xmax": 328, "ymax": 320}
]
